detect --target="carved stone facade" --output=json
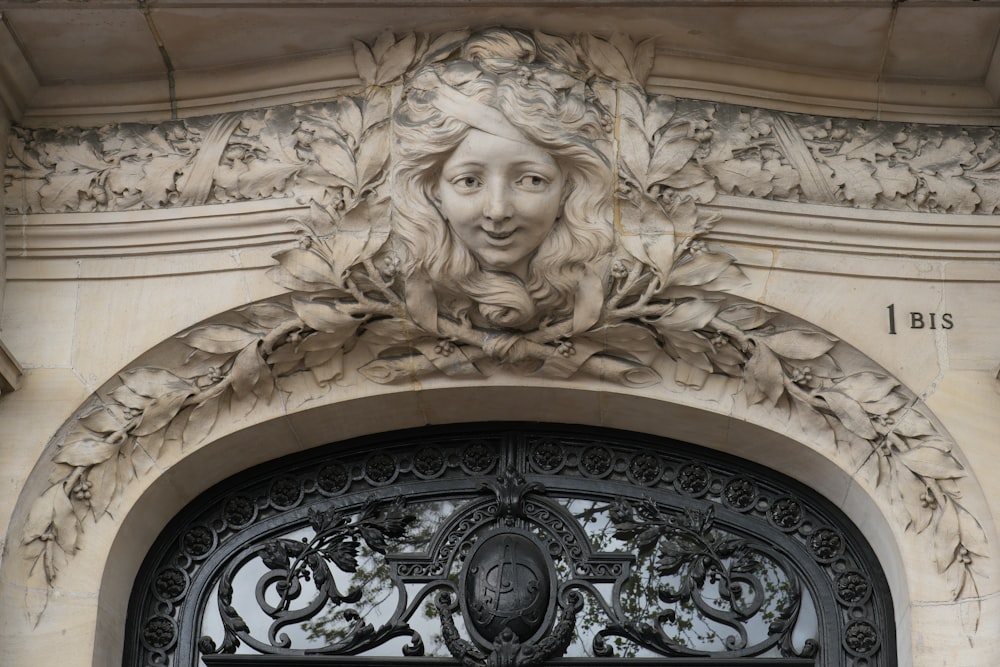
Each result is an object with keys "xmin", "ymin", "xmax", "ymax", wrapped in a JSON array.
[{"xmin": 1, "ymin": 10, "xmax": 999, "ymax": 667}]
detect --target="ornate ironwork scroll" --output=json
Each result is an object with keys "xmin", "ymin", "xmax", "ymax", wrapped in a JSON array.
[{"xmin": 125, "ymin": 426, "xmax": 894, "ymax": 666}]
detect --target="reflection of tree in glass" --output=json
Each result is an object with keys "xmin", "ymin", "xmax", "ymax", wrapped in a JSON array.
[
  {"xmin": 566, "ymin": 498, "xmax": 807, "ymax": 658},
  {"xmin": 300, "ymin": 501, "xmax": 457, "ymax": 655}
]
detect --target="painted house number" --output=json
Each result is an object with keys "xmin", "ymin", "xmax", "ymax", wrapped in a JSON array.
[{"xmin": 886, "ymin": 304, "xmax": 954, "ymax": 334}]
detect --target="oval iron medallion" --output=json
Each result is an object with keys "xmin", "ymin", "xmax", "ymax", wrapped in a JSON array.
[{"xmin": 462, "ymin": 529, "xmax": 556, "ymax": 645}]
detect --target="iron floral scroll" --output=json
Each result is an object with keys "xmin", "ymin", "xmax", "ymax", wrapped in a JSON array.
[{"xmin": 19, "ymin": 29, "xmax": 986, "ymax": 632}]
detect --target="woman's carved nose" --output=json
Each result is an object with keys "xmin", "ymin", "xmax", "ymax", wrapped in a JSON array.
[{"xmin": 483, "ymin": 188, "xmax": 513, "ymax": 221}]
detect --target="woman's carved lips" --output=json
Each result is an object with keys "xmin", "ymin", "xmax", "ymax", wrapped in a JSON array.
[{"xmin": 484, "ymin": 229, "xmax": 515, "ymax": 241}]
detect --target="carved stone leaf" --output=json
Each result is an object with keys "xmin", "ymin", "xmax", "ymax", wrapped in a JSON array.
[
  {"xmin": 816, "ymin": 391, "xmax": 876, "ymax": 440},
  {"xmin": 891, "ymin": 461, "xmax": 934, "ymax": 532},
  {"xmin": 873, "ymin": 161, "xmax": 917, "ymax": 201},
  {"xmin": 353, "ymin": 40, "xmax": 378, "ymax": 85},
  {"xmin": 666, "ymin": 252, "xmax": 733, "ymax": 288},
  {"xmin": 362, "ymin": 318, "xmax": 418, "ymax": 347},
  {"xmin": 823, "ymin": 154, "xmax": 881, "ymax": 207},
  {"xmin": 51, "ymin": 486, "xmax": 79, "ymax": 554},
  {"xmin": 700, "ymin": 263, "xmax": 750, "ymax": 292},
  {"xmin": 292, "ymin": 297, "xmax": 363, "ymax": 334},
  {"xmin": 88, "ymin": 458, "xmax": 119, "ymax": 519},
  {"xmin": 831, "ymin": 372, "xmax": 898, "ymax": 403},
  {"xmin": 756, "ymin": 330, "xmax": 836, "ymax": 360},
  {"xmin": 179, "ymin": 325, "xmax": 261, "ymax": 354},
  {"xmin": 38, "ymin": 171, "xmax": 96, "ymax": 211},
  {"xmin": 968, "ymin": 175, "xmax": 1000, "ymax": 214},
  {"xmin": 717, "ymin": 303, "xmax": 778, "ymax": 330},
  {"xmin": 934, "ymin": 502, "xmax": 961, "ymax": 573},
  {"xmin": 355, "ymin": 122, "xmax": 390, "ymax": 190},
  {"xmin": 139, "ymin": 153, "xmax": 189, "ymax": 208},
  {"xmin": 305, "ymin": 348, "xmax": 346, "ymax": 385},
  {"xmin": 910, "ymin": 135, "xmax": 976, "ymax": 174},
  {"xmin": 893, "ymin": 410, "xmax": 936, "ymax": 438},
  {"xmin": 744, "ymin": 343, "xmax": 784, "ymax": 406},
  {"xmin": 957, "ymin": 505, "xmax": 989, "ymax": 557},
  {"xmin": 842, "ymin": 125, "xmax": 900, "ymax": 163},
  {"xmin": 791, "ymin": 398, "xmax": 837, "ymax": 451},
  {"xmin": 312, "ymin": 138, "xmax": 357, "ymax": 190},
  {"xmin": 647, "ymin": 136, "xmax": 699, "ymax": 186},
  {"xmin": 375, "ymin": 33, "xmax": 417, "ymax": 85},
  {"xmin": 53, "ymin": 438, "xmax": 118, "ymax": 467},
  {"xmin": 223, "ymin": 344, "xmax": 260, "ymax": 399},
  {"xmin": 584, "ymin": 322, "xmax": 661, "ymax": 366},
  {"xmin": 23, "ymin": 485, "xmax": 60, "ymax": 543},
  {"xmin": 707, "ymin": 158, "xmax": 773, "ymax": 197},
  {"xmin": 646, "ymin": 298, "xmax": 721, "ymax": 333},
  {"xmin": 273, "ymin": 247, "xmax": 339, "ymax": 288},
  {"xmin": 183, "ymin": 399, "xmax": 220, "ymax": 449},
  {"xmin": 425, "ymin": 29, "xmax": 472, "ymax": 63},
  {"xmin": 237, "ymin": 302, "xmax": 297, "ymax": 330},
  {"xmin": 895, "ymin": 445, "xmax": 966, "ymax": 479},
  {"xmin": 583, "ymin": 34, "xmax": 633, "ymax": 81},
  {"xmin": 120, "ymin": 367, "xmax": 193, "ymax": 398},
  {"xmin": 79, "ymin": 404, "xmax": 128, "ymax": 434},
  {"xmin": 619, "ymin": 119, "xmax": 650, "ymax": 187},
  {"xmin": 763, "ymin": 158, "xmax": 801, "ymax": 200},
  {"xmin": 236, "ymin": 159, "xmax": 300, "ymax": 199},
  {"xmin": 109, "ymin": 385, "xmax": 148, "ymax": 411},
  {"xmin": 863, "ymin": 391, "xmax": 909, "ymax": 416},
  {"xmin": 133, "ymin": 389, "xmax": 193, "ymax": 436},
  {"xmin": 924, "ymin": 173, "xmax": 980, "ymax": 214}
]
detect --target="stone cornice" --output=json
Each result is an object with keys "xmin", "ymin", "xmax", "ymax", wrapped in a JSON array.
[
  {"xmin": 7, "ymin": 197, "xmax": 1000, "ymax": 282},
  {"xmin": 14, "ymin": 47, "xmax": 1000, "ymax": 128},
  {"xmin": 0, "ymin": 13, "xmax": 38, "ymax": 124}
]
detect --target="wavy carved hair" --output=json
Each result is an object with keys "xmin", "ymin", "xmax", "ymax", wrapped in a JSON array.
[{"xmin": 392, "ymin": 31, "xmax": 613, "ymax": 329}]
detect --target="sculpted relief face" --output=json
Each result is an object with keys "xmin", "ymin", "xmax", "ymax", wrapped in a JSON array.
[{"xmin": 436, "ymin": 129, "xmax": 564, "ymax": 280}]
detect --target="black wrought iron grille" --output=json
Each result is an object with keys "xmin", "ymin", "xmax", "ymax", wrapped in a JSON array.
[{"xmin": 125, "ymin": 424, "xmax": 895, "ymax": 667}]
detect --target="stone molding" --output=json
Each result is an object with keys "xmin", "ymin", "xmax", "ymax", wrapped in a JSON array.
[
  {"xmin": 8, "ymin": 197, "xmax": 1000, "ymax": 279},
  {"xmin": 8, "ymin": 33, "xmax": 1000, "ymax": 127},
  {"xmin": 15, "ymin": 31, "xmax": 988, "ymax": 639},
  {"xmin": 0, "ymin": 336, "xmax": 22, "ymax": 392},
  {"xmin": 0, "ymin": 15, "xmax": 37, "ymax": 124}
]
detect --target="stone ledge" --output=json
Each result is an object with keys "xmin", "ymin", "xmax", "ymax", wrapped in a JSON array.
[
  {"xmin": 7, "ymin": 195, "xmax": 1000, "ymax": 267},
  {"xmin": 0, "ymin": 336, "xmax": 23, "ymax": 392}
]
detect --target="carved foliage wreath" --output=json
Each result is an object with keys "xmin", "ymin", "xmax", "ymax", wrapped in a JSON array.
[{"xmin": 20, "ymin": 30, "xmax": 986, "ymax": 631}]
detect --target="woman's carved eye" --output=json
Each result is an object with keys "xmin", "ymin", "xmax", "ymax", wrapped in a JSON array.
[
  {"xmin": 516, "ymin": 174, "xmax": 548, "ymax": 189},
  {"xmin": 451, "ymin": 175, "xmax": 482, "ymax": 191}
]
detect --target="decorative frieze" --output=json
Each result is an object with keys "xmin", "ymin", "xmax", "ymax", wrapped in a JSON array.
[{"xmin": 5, "ymin": 32, "xmax": 999, "ymax": 217}]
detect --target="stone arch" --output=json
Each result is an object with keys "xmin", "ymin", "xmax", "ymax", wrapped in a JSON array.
[{"xmin": 1, "ymin": 317, "xmax": 993, "ymax": 667}]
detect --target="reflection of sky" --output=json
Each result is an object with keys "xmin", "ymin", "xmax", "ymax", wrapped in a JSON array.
[{"xmin": 200, "ymin": 497, "xmax": 818, "ymax": 659}]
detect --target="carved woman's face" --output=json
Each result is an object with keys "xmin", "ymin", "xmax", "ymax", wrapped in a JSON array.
[{"xmin": 436, "ymin": 129, "xmax": 564, "ymax": 280}]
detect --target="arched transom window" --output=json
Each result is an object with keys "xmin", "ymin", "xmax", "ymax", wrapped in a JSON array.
[{"xmin": 126, "ymin": 425, "xmax": 895, "ymax": 667}]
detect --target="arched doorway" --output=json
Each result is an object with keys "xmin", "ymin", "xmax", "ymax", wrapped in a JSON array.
[{"xmin": 125, "ymin": 424, "xmax": 895, "ymax": 667}]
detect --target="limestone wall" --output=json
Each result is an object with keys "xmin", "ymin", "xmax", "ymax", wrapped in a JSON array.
[{"xmin": 0, "ymin": 25, "xmax": 998, "ymax": 667}]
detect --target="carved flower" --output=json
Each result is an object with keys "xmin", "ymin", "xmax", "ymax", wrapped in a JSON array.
[
  {"xmin": 723, "ymin": 478, "xmax": 757, "ymax": 510},
  {"xmin": 809, "ymin": 528, "xmax": 843, "ymax": 561},
  {"xmin": 530, "ymin": 440, "xmax": 564, "ymax": 472},
  {"xmin": 768, "ymin": 498, "xmax": 803, "ymax": 530},
  {"xmin": 580, "ymin": 446, "xmax": 613, "ymax": 477},
  {"xmin": 318, "ymin": 464, "xmax": 350, "ymax": 493},
  {"xmin": 182, "ymin": 526, "xmax": 214, "ymax": 557},
  {"xmin": 836, "ymin": 571, "xmax": 871, "ymax": 604},
  {"xmin": 676, "ymin": 464, "xmax": 709, "ymax": 495},
  {"xmin": 844, "ymin": 620, "xmax": 879, "ymax": 655},
  {"xmin": 142, "ymin": 617, "xmax": 176, "ymax": 649}
]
